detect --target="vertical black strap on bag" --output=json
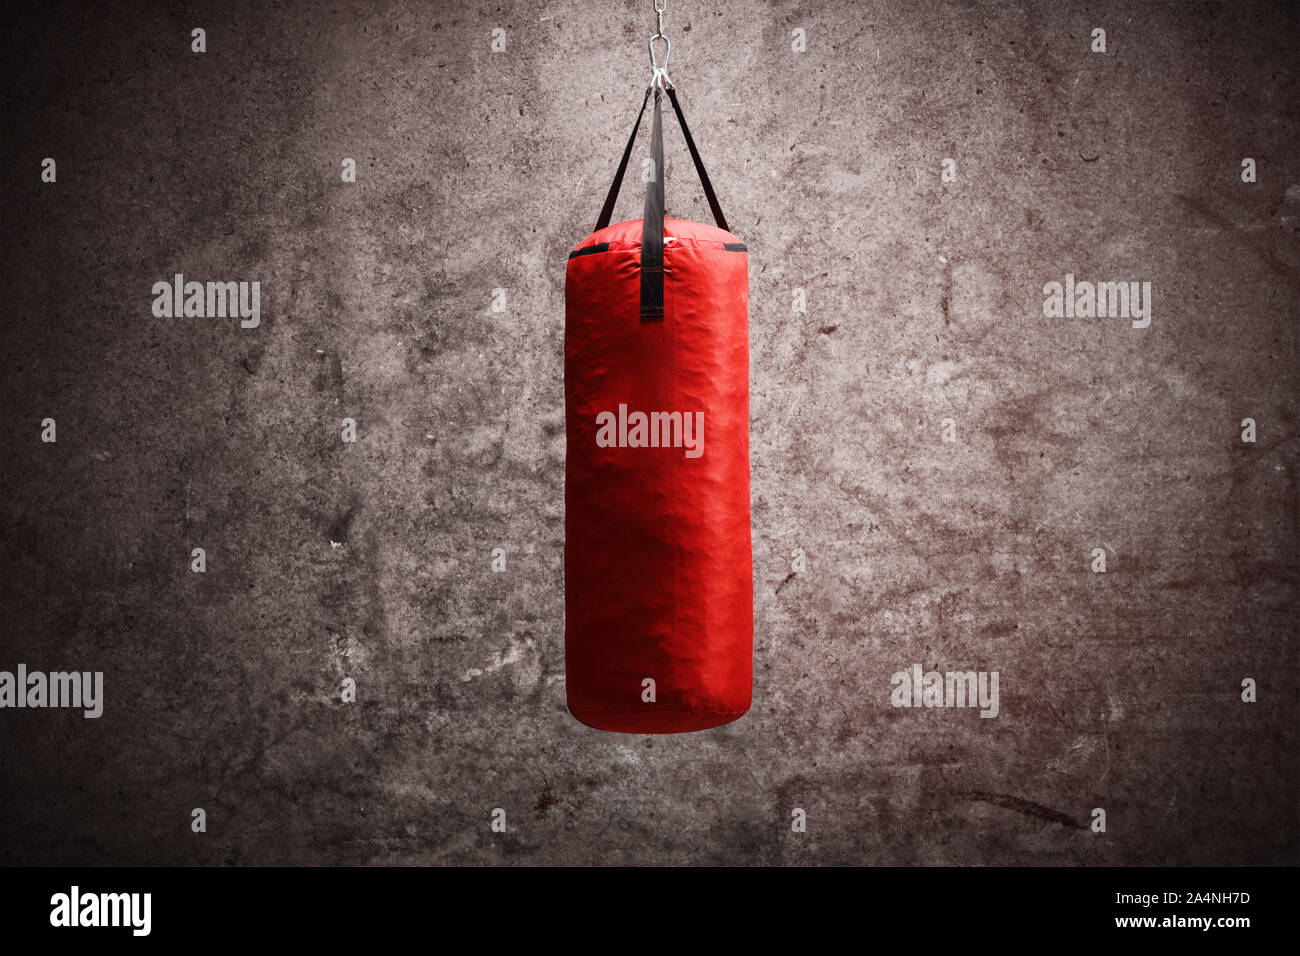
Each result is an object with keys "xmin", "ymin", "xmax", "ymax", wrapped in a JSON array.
[
  {"xmin": 595, "ymin": 86, "xmax": 731, "ymax": 320},
  {"xmin": 640, "ymin": 88, "xmax": 666, "ymax": 318}
]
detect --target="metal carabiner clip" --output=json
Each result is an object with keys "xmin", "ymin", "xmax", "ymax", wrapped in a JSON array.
[{"xmin": 648, "ymin": 33, "xmax": 672, "ymax": 89}]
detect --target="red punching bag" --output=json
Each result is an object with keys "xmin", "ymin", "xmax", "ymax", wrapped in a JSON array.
[{"xmin": 565, "ymin": 82, "xmax": 752, "ymax": 733}]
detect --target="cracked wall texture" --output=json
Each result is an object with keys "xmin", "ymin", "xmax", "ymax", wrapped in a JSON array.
[{"xmin": 1, "ymin": 0, "xmax": 1297, "ymax": 865}]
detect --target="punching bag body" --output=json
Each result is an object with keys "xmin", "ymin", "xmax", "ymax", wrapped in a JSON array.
[{"xmin": 565, "ymin": 86, "xmax": 753, "ymax": 733}]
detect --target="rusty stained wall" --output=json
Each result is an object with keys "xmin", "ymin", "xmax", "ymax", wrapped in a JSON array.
[{"xmin": 0, "ymin": 0, "xmax": 1296, "ymax": 865}]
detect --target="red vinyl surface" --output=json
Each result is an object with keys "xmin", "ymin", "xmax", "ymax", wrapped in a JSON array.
[{"xmin": 565, "ymin": 217, "xmax": 753, "ymax": 733}]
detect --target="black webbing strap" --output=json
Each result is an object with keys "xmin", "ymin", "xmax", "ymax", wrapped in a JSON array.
[
  {"xmin": 640, "ymin": 87, "xmax": 666, "ymax": 319},
  {"xmin": 592, "ymin": 86, "xmax": 730, "ymax": 319},
  {"xmin": 595, "ymin": 87, "xmax": 651, "ymax": 232},
  {"xmin": 666, "ymin": 87, "xmax": 729, "ymax": 234}
]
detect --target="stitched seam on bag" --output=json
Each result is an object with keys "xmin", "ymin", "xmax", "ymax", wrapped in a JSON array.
[
  {"xmin": 570, "ymin": 238, "xmax": 744, "ymax": 258},
  {"xmin": 668, "ymin": 241, "xmax": 678, "ymax": 680},
  {"xmin": 571, "ymin": 708, "xmax": 747, "ymax": 716}
]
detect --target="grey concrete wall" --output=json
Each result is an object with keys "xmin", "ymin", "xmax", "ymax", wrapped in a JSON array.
[{"xmin": 1, "ymin": 0, "xmax": 1296, "ymax": 865}]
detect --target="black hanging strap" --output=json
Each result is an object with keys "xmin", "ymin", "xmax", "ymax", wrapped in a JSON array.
[
  {"xmin": 591, "ymin": 85, "xmax": 731, "ymax": 320},
  {"xmin": 640, "ymin": 87, "xmax": 666, "ymax": 319},
  {"xmin": 665, "ymin": 87, "xmax": 729, "ymax": 234},
  {"xmin": 595, "ymin": 87, "xmax": 651, "ymax": 232}
]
